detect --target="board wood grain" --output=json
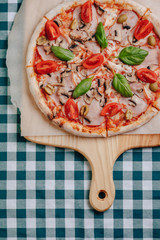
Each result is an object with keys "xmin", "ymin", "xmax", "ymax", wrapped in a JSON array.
[{"xmin": 25, "ymin": 134, "xmax": 160, "ymax": 212}]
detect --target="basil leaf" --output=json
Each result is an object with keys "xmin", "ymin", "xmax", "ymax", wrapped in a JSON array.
[
  {"xmin": 119, "ymin": 46, "xmax": 148, "ymax": 65},
  {"xmin": 113, "ymin": 74, "xmax": 133, "ymax": 97},
  {"xmin": 73, "ymin": 77, "xmax": 94, "ymax": 99},
  {"xmin": 51, "ymin": 46, "xmax": 74, "ymax": 61},
  {"xmin": 95, "ymin": 22, "xmax": 108, "ymax": 49}
]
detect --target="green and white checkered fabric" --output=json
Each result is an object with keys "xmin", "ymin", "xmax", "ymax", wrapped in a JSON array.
[{"xmin": 0, "ymin": 0, "xmax": 160, "ymax": 239}]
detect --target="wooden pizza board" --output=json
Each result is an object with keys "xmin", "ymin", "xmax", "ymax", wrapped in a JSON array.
[{"xmin": 25, "ymin": 134, "xmax": 160, "ymax": 212}]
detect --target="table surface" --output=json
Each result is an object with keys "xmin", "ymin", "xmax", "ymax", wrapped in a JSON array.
[{"xmin": 0, "ymin": 0, "xmax": 160, "ymax": 239}]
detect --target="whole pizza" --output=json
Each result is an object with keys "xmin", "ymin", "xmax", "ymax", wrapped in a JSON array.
[{"xmin": 26, "ymin": 0, "xmax": 160, "ymax": 137}]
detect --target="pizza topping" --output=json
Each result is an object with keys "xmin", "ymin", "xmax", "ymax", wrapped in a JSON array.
[
  {"xmin": 35, "ymin": 60, "xmax": 58, "ymax": 74},
  {"xmin": 53, "ymin": 19, "xmax": 62, "ymax": 27},
  {"xmin": 99, "ymin": 98, "xmax": 107, "ymax": 107},
  {"xmin": 83, "ymin": 53, "xmax": 104, "ymax": 69},
  {"xmin": 137, "ymin": 68, "xmax": 158, "ymax": 83},
  {"xmin": 69, "ymin": 43, "xmax": 81, "ymax": 52},
  {"xmin": 123, "ymin": 24, "xmax": 131, "ymax": 30},
  {"xmin": 81, "ymin": 1, "xmax": 92, "ymax": 23},
  {"xmin": 44, "ymin": 84, "xmax": 55, "ymax": 95},
  {"xmin": 73, "ymin": 76, "xmax": 93, "ymax": 99},
  {"xmin": 95, "ymin": 22, "xmax": 108, "ymax": 49},
  {"xmin": 45, "ymin": 20, "xmax": 60, "ymax": 40},
  {"xmin": 85, "ymin": 41, "xmax": 101, "ymax": 54},
  {"xmin": 125, "ymin": 109, "xmax": 133, "ymax": 120},
  {"xmin": 149, "ymin": 82, "xmax": 158, "ymax": 92},
  {"xmin": 102, "ymin": 8, "xmax": 118, "ymax": 27},
  {"xmin": 105, "ymin": 61, "xmax": 132, "ymax": 74},
  {"xmin": 96, "ymin": 5, "xmax": 105, "ymax": 16},
  {"xmin": 65, "ymin": 98, "xmax": 79, "ymax": 120},
  {"xmin": 70, "ymin": 19, "xmax": 78, "ymax": 30},
  {"xmin": 36, "ymin": 36, "xmax": 48, "ymax": 46},
  {"xmin": 80, "ymin": 105, "xmax": 89, "ymax": 116},
  {"xmin": 113, "ymin": 74, "xmax": 133, "ymax": 97},
  {"xmin": 101, "ymin": 102, "xmax": 122, "ymax": 116},
  {"xmin": 125, "ymin": 70, "xmax": 137, "ymax": 83},
  {"xmin": 117, "ymin": 14, "xmax": 128, "ymax": 24},
  {"xmin": 83, "ymin": 93, "xmax": 93, "ymax": 105},
  {"xmin": 61, "ymin": 69, "xmax": 71, "ymax": 78},
  {"xmin": 51, "ymin": 46, "xmax": 74, "ymax": 61},
  {"xmin": 108, "ymin": 29, "xmax": 122, "ymax": 42},
  {"xmin": 118, "ymin": 46, "xmax": 148, "ymax": 65},
  {"xmin": 70, "ymin": 30, "xmax": 89, "ymax": 42},
  {"xmin": 148, "ymin": 35, "xmax": 156, "ymax": 47},
  {"xmin": 95, "ymin": 88, "xmax": 103, "ymax": 101},
  {"xmin": 134, "ymin": 19, "xmax": 153, "ymax": 40},
  {"xmin": 98, "ymin": 78, "xmax": 105, "ymax": 87},
  {"xmin": 44, "ymin": 45, "xmax": 52, "ymax": 55}
]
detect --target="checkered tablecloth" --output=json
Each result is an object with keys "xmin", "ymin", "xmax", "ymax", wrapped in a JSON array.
[{"xmin": 0, "ymin": 0, "xmax": 160, "ymax": 239}]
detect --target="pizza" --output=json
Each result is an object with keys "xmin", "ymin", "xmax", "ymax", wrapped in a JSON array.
[{"xmin": 26, "ymin": 0, "xmax": 160, "ymax": 137}]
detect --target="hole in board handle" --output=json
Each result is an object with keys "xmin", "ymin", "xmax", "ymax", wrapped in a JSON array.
[{"xmin": 98, "ymin": 190, "xmax": 108, "ymax": 200}]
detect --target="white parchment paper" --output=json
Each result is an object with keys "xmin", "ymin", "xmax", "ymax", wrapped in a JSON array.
[{"xmin": 7, "ymin": 0, "xmax": 160, "ymax": 136}]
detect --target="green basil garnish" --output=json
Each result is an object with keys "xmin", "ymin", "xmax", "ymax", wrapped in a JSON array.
[
  {"xmin": 118, "ymin": 46, "xmax": 148, "ymax": 65},
  {"xmin": 113, "ymin": 74, "xmax": 133, "ymax": 97},
  {"xmin": 72, "ymin": 77, "xmax": 94, "ymax": 99},
  {"xmin": 51, "ymin": 46, "xmax": 74, "ymax": 61},
  {"xmin": 95, "ymin": 22, "xmax": 108, "ymax": 49}
]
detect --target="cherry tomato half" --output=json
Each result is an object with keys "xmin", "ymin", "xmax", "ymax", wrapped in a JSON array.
[
  {"xmin": 83, "ymin": 54, "xmax": 104, "ymax": 69},
  {"xmin": 136, "ymin": 68, "xmax": 158, "ymax": 83},
  {"xmin": 81, "ymin": 1, "xmax": 92, "ymax": 23},
  {"xmin": 45, "ymin": 20, "xmax": 60, "ymax": 40},
  {"xmin": 35, "ymin": 60, "xmax": 58, "ymax": 74},
  {"xmin": 65, "ymin": 99, "xmax": 79, "ymax": 120},
  {"xmin": 134, "ymin": 19, "xmax": 153, "ymax": 40},
  {"xmin": 101, "ymin": 103, "xmax": 122, "ymax": 117}
]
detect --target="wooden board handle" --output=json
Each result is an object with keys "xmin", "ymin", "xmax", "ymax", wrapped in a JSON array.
[
  {"xmin": 89, "ymin": 162, "xmax": 115, "ymax": 212},
  {"xmin": 81, "ymin": 139, "xmax": 117, "ymax": 212}
]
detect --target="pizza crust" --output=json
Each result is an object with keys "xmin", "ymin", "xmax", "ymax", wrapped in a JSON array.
[
  {"xmin": 26, "ymin": 0, "xmax": 160, "ymax": 137},
  {"xmin": 108, "ymin": 106, "xmax": 158, "ymax": 136}
]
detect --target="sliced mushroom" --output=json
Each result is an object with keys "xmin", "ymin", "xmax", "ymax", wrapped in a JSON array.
[
  {"xmin": 57, "ymin": 87, "xmax": 70, "ymax": 97},
  {"xmin": 136, "ymin": 88, "xmax": 143, "ymax": 93},
  {"xmin": 44, "ymin": 84, "xmax": 55, "ymax": 95},
  {"xmin": 36, "ymin": 36, "xmax": 48, "ymax": 46},
  {"xmin": 80, "ymin": 22, "xmax": 91, "ymax": 31},
  {"xmin": 59, "ymin": 95, "xmax": 69, "ymax": 105},
  {"xmin": 126, "ymin": 70, "xmax": 137, "ymax": 83},
  {"xmin": 97, "ymin": 6, "xmax": 105, "ymax": 16},
  {"xmin": 44, "ymin": 45, "xmax": 52, "ymax": 55},
  {"xmin": 70, "ymin": 30, "xmax": 89, "ymax": 42},
  {"xmin": 95, "ymin": 88, "xmax": 102, "ymax": 101},
  {"xmin": 97, "ymin": 78, "xmax": 105, "ymax": 87},
  {"xmin": 51, "ymin": 83, "xmax": 64, "ymax": 87},
  {"xmin": 83, "ymin": 94, "xmax": 93, "ymax": 105},
  {"xmin": 80, "ymin": 68, "xmax": 87, "ymax": 77},
  {"xmin": 53, "ymin": 19, "xmax": 62, "ymax": 27},
  {"xmin": 128, "ymin": 95, "xmax": 138, "ymax": 107},
  {"xmin": 99, "ymin": 98, "xmax": 107, "ymax": 108},
  {"xmin": 69, "ymin": 43, "xmax": 81, "ymax": 52},
  {"xmin": 128, "ymin": 34, "xmax": 139, "ymax": 45},
  {"xmin": 94, "ymin": 2, "xmax": 105, "ymax": 16},
  {"xmin": 61, "ymin": 69, "xmax": 71, "ymax": 78}
]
